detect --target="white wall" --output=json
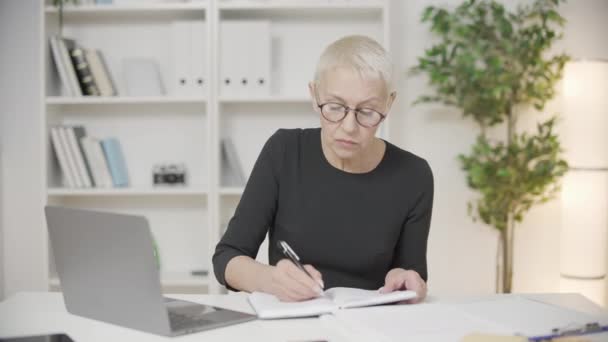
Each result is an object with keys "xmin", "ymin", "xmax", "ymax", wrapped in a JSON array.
[
  {"xmin": 0, "ymin": 62, "xmax": 4, "ymax": 301},
  {"xmin": 0, "ymin": 0, "xmax": 47, "ymax": 297},
  {"xmin": 393, "ymin": 0, "xmax": 608, "ymax": 297}
]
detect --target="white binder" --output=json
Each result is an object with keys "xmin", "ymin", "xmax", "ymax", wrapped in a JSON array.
[
  {"xmin": 190, "ymin": 21, "xmax": 207, "ymax": 98},
  {"xmin": 171, "ymin": 21, "xmax": 192, "ymax": 96},
  {"xmin": 220, "ymin": 21, "xmax": 271, "ymax": 98},
  {"xmin": 244, "ymin": 21, "xmax": 271, "ymax": 97}
]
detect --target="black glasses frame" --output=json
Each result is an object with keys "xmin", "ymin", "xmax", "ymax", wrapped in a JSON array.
[{"xmin": 315, "ymin": 92, "xmax": 387, "ymax": 128}]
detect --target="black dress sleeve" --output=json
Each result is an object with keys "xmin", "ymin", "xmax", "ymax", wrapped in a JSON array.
[
  {"xmin": 391, "ymin": 160, "xmax": 434, "ymax": 282},
  {"xmin": 212, "ymin": 130, "xmax": 286, "ymax": 288}
]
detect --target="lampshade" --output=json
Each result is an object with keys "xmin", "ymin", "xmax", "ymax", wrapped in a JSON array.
[
  {"xmin": 560, "ymin": 59, "xmax": 608, "ymax": 307},
  {"xmin": 560, "ymin": 171, "xmax": 608, "ymax": 278},
  {"xmin": 562, "ymin": 60, "xmax": 608, "ymax": 168}
]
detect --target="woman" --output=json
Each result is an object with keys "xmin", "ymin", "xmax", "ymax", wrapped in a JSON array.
[{"xmin": 213, "ymin": 35, "xmax": 433, "ymax": 304}]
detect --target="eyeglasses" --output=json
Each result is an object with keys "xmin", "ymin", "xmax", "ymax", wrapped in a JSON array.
[{"xmin": 315, "ymin": 93, "xmax": 387, "ymax": 128}]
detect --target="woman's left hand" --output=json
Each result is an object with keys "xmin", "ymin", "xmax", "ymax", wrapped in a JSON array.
[{"xmin": 379, "ymin": 268, "xmax": 427, "ymax": 304}]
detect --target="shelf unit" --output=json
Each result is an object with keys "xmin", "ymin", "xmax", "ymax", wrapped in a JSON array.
[{"xmin": 41, "ymin": 0, "xmax": 396, "ymax": 294}]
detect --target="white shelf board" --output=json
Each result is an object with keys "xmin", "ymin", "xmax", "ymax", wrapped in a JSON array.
[
  {"xmin": 219, "ymin": 95, "xmax": 310, "ymax": 103},
  {"xmin": 47, "ymin": 187, "xmax": 208, "ymax": 197},
  {"xmin": 45, "ymin": 2, "xmax": 207, "ymax": 15},
  {"xmin": 219, "ymin": 0, "xmax": 384, "ymax": 10},
  {"xmin": 219, "ymin": 187, "xmax": 244, "ymax": 195},
  {"xmin": 49, "ymin": 271, "xmax": 209, "ymax": 288},
  {"xmin": 46, "ymin": 96, "xmax": 206, "ymax": 105}
]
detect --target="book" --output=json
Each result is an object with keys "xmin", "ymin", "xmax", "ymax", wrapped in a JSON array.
[
  {"xmin": 70, "ymin": 46, "xmax": 101, "ymax": 96},
  {"xmin": 56, "ymin": 37, "xmax": 83, "ymax": 97},
  {"xmin": 248, "ymin": 287, "xmax": 417, "ymax": 319},
  {"xmin": 80, "ymin": 136, "xmax": 114, "ymax": 188},
  {"xmin": 49, "ymin": 37, "xmax": 75, "ymax": 96},
  {"xmin": 58, "ymin": 126, "xmax": 83, "ymax": 188},
  {"xmin": 85, "ymin": 49, "xmax": 117, "ymax": 97},
  {"xmin": 101, "ymin": 138, "xmax": 129, "ymax": 187},
  {"xmin": 66, "ymin": 126, "xmax": 93, "ymax": 187},
  {"xmin": 89, "ymin": 137, "xmax": 114, "ymax": 188},
  {"xmin": 50, "ymin": 127, "xmax": 76, "ymax": 188}
]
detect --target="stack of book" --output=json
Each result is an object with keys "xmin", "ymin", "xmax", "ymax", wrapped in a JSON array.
[
  {"xmin": 49, "ymin": 35, "xmax": 117, "ymax": 97},
  {"xmin": 50, "ymin": 125, "xmax": 129, "ymax": 188}
]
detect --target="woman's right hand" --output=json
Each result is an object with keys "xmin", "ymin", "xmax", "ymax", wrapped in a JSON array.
[{"xmin": 261, "ymin": 259, "xmax": 324, "ymax": 302}]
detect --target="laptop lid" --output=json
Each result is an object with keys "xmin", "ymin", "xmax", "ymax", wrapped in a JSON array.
[{"xmin": 45, "ymin": 205, "xmax": 172, "ymax": 336}]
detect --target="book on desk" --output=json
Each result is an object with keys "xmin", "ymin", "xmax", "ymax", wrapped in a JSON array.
[{"xmin": 248, "ymin": 287, "xmax": 416, "ymax": 319}]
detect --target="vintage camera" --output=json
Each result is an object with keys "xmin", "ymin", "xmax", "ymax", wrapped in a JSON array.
[{"xmin": 153, "ymin": 163, "xmax": 187, "ymax": 186}]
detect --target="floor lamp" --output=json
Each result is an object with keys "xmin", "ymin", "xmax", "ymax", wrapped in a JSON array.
[{"xmin": 560, "ymin": 59, "xmax": 608, "ymax": 306}]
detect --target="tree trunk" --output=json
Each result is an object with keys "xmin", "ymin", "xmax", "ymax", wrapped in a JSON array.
[{"xmin": 497, "ymin": 215, "xmax": 515, "ymax": 293}]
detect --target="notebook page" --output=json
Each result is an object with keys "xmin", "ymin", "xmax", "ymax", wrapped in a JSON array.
[
  {"xmin": 325, "ymin": 287, "xmax": 417, "ymax": 309},
  {"xmin": 248, "ymin": 292, "xmax": 335, "ymax": 319}
]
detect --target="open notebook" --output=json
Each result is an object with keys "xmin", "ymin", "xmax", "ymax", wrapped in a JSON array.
[{"xmin": 248, "ymin": 287, "xmax": 417, "ymax": 319}]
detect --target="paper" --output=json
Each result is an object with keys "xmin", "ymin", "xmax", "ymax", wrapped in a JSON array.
[
  {"xmin": 330, "ymin": 303, "xmax": 512, "ymax": 342},
  {"xmin": 448, "ymin": 296, "xmax": 601, "ymax": 337}
]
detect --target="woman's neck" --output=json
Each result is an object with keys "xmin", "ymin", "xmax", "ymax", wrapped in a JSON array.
[{"xmin": 321, "ymin": 134, "xmax": 386, "ymax": 174}]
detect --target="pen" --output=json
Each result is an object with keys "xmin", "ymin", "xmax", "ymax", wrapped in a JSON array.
[
  {"xmin": 277, "ymin": 240, "xmax": 324, "ymax": 290},
  {"xmin": 527, "ymin": 322, "xmax": 608, "ymax": 341}
]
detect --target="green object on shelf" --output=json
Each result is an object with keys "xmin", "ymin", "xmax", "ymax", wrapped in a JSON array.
[{"xmin": 152, "ymin": 237, "xmax": 161, "ymax": 270}]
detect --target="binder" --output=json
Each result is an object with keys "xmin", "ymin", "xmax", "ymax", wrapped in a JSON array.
[
  {"xmin": 190, "ymin": 20, "xmax": 207, "ymax": 97},
  {"xmin": 244, "ymin": 21, "xmax": 271, "ymax": 96},
  {"xmin": 220, "ymin": 21, "xmax": 271, "ymax": 98},
  {"xmin": 171, "ymin": 21, "xmax": 192, "ymax": 96},
  {"xmin": 219, "ymin": 22, "xmax": 242, "ymax": 97}
]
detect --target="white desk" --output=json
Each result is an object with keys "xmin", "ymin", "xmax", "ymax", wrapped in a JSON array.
[{"xmin": 0, "ymin": 292, "xmax": 605, "ymax": 342}]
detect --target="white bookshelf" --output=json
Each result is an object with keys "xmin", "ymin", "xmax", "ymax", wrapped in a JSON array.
[
  {"xmin": 46, "ymin": 96, "xmax": 206, "ymax": 105},
  {"xmin": 40, "ymin": 0, "xmax": 396, "ymax": 295},
  {"xmin": 45, "ymin": 2, "xmax": 207, "ymax": 15}
]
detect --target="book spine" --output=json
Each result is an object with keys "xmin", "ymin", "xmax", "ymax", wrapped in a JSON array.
[
  {"xmin": 58, "ymin": 126, "xmax": 83, "ymax": 188},
  {"xmin": 49, "ymin": 37, "xmax": 74, "ymax": 97},
  {"xmin": 85, "ymin": 49, "xmax": 116, "ymax": 97},
  {"xmin": 50, "ymin": 127, "xmax": 75, "ymax": 188},
  {"xmin": 65, "ymin": 126, "xmax": 93, "ymax": 187},
  {"xmin": 101, "ymin": 138, "xmax": 129, "ymax": 187},
  {"xmin": 80, "ymin": 137, "xmax": 103, "ymax": 188},
  {"xmin": 57, "ymin": 38, "xmax": 83, "ymax": 97},
  {"xmin": 70, "ymin": 47, "xmax": 100, "ymax": 96},
  {"xmin": 72, "ymin": 126, "xmax": 96, "ymax": 187},
  {"xmin": 92, "ymin": 138, "xmax": 114, "ymax": 187}
]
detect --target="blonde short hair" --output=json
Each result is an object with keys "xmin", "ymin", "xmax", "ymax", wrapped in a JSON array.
[{"xmin": 314, "ymin": 35, "xmax": 394, "ymax": 91}]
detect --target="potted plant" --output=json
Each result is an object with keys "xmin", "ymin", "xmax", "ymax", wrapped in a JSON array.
[{"xmin": 412, "ymin": 0, "xmax": 570, "ymax": 293}]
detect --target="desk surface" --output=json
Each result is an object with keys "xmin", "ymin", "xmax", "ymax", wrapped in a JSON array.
[{"xmin": 0, "ymin": 292, "xmax": 605, "ymax": 342}]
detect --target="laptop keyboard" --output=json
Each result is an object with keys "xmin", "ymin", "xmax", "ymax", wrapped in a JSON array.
[{"xmin": 169, "ymin": 311, "xmax": 215, "ymax": 331}]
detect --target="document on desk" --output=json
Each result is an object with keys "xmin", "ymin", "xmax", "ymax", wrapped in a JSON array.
[
  {"xmin": 327, "ymin": 303, "xmax": 513, "ymax": 342},
  {"xmin": 448, "ymin": 296, "xmax": 607, "ymax": 337},
  {"xmin": 248, "ymin": 287, "xmax": 417, "ymax": 319}
]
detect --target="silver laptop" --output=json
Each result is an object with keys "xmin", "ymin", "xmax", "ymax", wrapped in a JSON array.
[{"xmin": 44, "ymin": 205, "xmax": 256, "ymax": 337}]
